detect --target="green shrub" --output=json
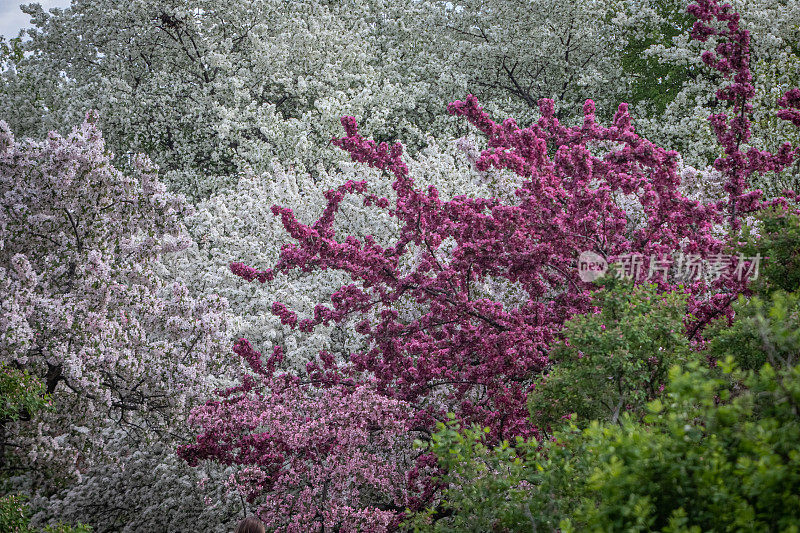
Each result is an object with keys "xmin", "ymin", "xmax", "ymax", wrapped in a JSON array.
[{"xmin": 529, "ymin": 277, "xmax": 691, "ymax": 430}]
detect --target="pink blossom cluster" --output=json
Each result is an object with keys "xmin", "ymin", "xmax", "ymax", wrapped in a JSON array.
[
  {"xmin": 0, "ymin": 113, "xmax": 228, "ymax": 482},
  {"xmin": 179, "ymin": 339, "xmax": 420, "ymax": 532}
]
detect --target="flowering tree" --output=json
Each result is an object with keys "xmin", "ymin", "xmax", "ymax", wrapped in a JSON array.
[
  {"xmin": 14, "ymin": 110, "xmax": 509, "ymax": 531},
  {"xmin": 419, "ymin": 0, "xmax": 629, "ymax": 122},
  {"xmin": 167, "ymin": 136, "xmax": 520, "ymax": 374},
  {"xmin": 628, "ymin": 0, "xmax": 800, "ymax": 180},
  {"xmin": 1, "ymin": 0, "xmax": 462, "ymax": 199},
  {"xmin": 179, "ymin": 340, "xmax": 421, "ymax": 532},
  {"xmin": 0, "ymin": 115, "xmax": 228, "ymax": 498},
  {"xmin": 180, "ymin": 2, "xmax": 800, "ymax": 529}
]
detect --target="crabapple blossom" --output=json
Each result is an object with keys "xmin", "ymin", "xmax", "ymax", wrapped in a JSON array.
[
  {"xmin": 178, "ymin": 340, "xmax": 423, "ymax": 532},
  {"xmin": 0, "ymin": 116, "xmax": 229, "ymax": 495}
]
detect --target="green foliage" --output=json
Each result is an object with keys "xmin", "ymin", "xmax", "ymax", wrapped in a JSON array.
[
  {"xmin": 412, "ymin": 355, "xmax": 800, "ymax": 532},
  {"xmin": 709, "ymin": 289, "xmax": 800, "ymax": 370},
  {"xmin": 404, "ymin": 418, "xmax": 589, "ymax": 532},
  {"xmin": 0, "ymin": 494, "xmax": 92, "ymax": 533},
  {"xmin": 0, "ymin": 363, "xmax": 49, "ymax": 422},
  {"xmin": 619, "ymin": 0, "xmax": 696, "ymax": 114},
  {"xmin": 571, "ymin": 358, "xmax": 800, "ymax": 532},
  {"xmin": 739, "ymin": 208, "xmax": 800, "ymax": 296},
  {"xmin": 529, "ymin": 277, "xmax": 690, "ymax": 429},
  {"xmin": 0, "ymin": 494, "xmax": 29, "ymax": 533},
  {"xmin": 0, "ymin": 367, "xmax": 87, "ymax": 532},
  {"xmin": 708, "ymin": 209, "xmax": 800, "ymax": 370}
]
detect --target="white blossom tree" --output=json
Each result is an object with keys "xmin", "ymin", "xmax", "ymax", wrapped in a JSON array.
[
  {"xmin": 1, "ymin": 0, "xmax": 464, "ymax": 199},
  {"xmin": 416, "ymin": 0, "xmax": 631, "ymax": 123}
]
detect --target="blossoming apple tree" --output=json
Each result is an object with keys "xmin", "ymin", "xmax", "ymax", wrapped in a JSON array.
[{"xmin": 0, "ymin": 115, "xmax": 229, "ymax": 492}]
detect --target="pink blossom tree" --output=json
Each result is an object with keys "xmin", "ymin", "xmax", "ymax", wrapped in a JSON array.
[
  {"xmin": 180, "ymin": 339, "xmax": 423, "ymax": 532},
  {"xmin": 0, "ymin": 114, "xmax": 228, "ymax": 486},
  {"xmin": 180, "ymin": 1, "xmax": 800, "ymax": 529}
]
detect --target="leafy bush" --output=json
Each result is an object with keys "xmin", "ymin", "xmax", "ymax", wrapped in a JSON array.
[
  {"xmin": 413, "ymin": 356, "xmax": 800, "ymax": 532},
  {"xmin": 405, "ymin": 415, "xmax": 592, "ymax": 532},
  {"xmin": 0, "ymin": 368, "xmax": 89, "ymax": 533},
  {"xmin": 571, "ymin": 353, "xmax": 800, "ymax": 531},
  {"xmin": 529, "ymin": 276, "xmax": 691, "ymax": 430},
  {"xmin": 709, "ymin": 209, "xmax": 800, "ymax": 370},
  {"xmin": 0, "ymin": 364, "xmax": 48, "ymax": 422}
]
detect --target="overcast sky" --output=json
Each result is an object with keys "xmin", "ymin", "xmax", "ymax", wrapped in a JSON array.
[{"xmin": 0, "ymin": 0, "xmax": 71, "ymax": 38}]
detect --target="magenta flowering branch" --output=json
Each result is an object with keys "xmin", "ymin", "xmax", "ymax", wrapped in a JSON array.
[
  {"xmin": 777, "ymin": 89, "xmax": 800, "ymax": 128},
  {"xmin": 688, "ymin": 0, "xmax": 799, "ymax": 230}
]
